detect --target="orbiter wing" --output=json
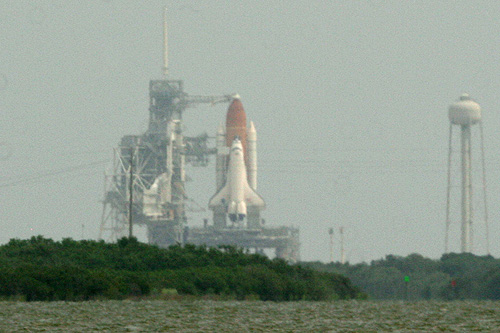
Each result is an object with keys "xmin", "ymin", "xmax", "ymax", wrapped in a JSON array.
[
  {"xmin": 208, "ymin": 183, "xmax": 230, "ymax": 208},
  {"xmin": 244, "ymin": 184, "xmax": 266, "ymax": 209},
  {"xmin": 208, "ymin": 181, "xmax": 265, "ymax": 210}
]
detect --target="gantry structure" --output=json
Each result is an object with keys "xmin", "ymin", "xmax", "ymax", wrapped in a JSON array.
[{"xmin": 99, "ymin": 79, "xmax": 234, "ymax": 246}]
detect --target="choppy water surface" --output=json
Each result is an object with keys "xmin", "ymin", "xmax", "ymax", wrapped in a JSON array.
[{"xmin": 1, "ymin": 300, "xmax": 500, "ymax": 332}]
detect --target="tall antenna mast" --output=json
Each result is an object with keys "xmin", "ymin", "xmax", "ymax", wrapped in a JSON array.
[
  {"xmin": 128, "ymin": 147, "xmax": 134, "ymax": 239},
  {"xmin": 339, "ymin": 226, "xmax": 346, "ymax": 264},
  {"xmin": 163, "ymin": 6, "xmax": 169, "ymax": 77},
  {"xmin": 328, "ymin": 228, "xmax": 334, "ymax": 263}
]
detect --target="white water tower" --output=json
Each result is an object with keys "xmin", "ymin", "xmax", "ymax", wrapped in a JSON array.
[{"xmin": 446, "ymin": 94, "xmax": 489, "ymax": 253}]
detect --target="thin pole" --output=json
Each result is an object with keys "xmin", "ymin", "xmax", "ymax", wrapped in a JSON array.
[
  {"xmin": 445, "ymin": 123, "xmax": 453, "ymax": 253},
  {"xmin": 479, "ymin": 122, "xmax": 490, "ymax": 254},
  {"xmin": 163, "ymin": 7, "xmax": 168, "ymax": 77},
  {"xmin": 99, "ymin": 170, "xmax": 107, "ymax": 240},
  {"xmin": 129, "ymin": 147, "xmax": 134, "ymax": 239},
  {"xmin": 328, "ymin": 228, "xmax": 334, "ymax": 263},
  {"xmin": 340, "ymin": 226, "xmax": 345, "ymax": 264}
]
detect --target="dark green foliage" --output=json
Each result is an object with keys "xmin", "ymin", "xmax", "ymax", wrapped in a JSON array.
[
  {"xmin": 302, "ymin": 252, "xmax": 500, "ymax": 300},
  {"xmin": 0, "ymin": 236, "xmax": 362, "ymax": 302}
]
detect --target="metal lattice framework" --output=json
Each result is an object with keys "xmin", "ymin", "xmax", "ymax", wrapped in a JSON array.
[{"xmin": 99, "ymin": 79, "xmax": 234, "ymax": 246}]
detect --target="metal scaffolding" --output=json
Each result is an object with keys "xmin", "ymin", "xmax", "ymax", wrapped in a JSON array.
[{"xmin": 99, "ymin": 79, "xmax": 233, "ymax": 246}]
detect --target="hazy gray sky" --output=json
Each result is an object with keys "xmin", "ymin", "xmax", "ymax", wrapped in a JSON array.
[{"xmin": 2, "ymin": 1, "xmax": 500, "ymax": 262}]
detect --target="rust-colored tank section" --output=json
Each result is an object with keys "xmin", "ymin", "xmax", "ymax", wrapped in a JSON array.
[{"xmin": 226, "ymin": 98, "xmax": 247, "ymax": 161}]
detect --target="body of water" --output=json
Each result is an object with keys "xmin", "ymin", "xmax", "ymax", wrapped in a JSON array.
[{"xmin": 1, "ymin": 300, "xmax": 499, "ymax": 331}]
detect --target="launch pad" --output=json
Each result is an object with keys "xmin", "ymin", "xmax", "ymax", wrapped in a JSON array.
[
  {"xmin": 187, "ymin": 225, "xmax": 300, "ymax": 261},
  {"xmin": 99, "ymin": 8, "xmax": 300, "ymax": 262},
  {"xmin": 99, "ymin": 78, "xmax": 300, "ymax": 262}
]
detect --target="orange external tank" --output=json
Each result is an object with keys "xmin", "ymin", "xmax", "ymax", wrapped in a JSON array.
[{"xmin": 226, "ymin": 98, "xmax": 247, "ymax": 161}]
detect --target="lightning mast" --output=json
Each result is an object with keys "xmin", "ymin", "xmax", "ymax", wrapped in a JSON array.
[
  {"xmin": 328, "ymin": 228, "xmax": 334, "ymax": 263},
  {"xmin": 163, "ymin": 7, "xmax": 168, "ymax": 77},
  {"xmin": 339, "ymin": 226, "xmax": 345, "ymax": 264}
]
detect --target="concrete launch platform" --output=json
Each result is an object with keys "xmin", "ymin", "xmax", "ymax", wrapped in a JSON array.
[{"xmin": 186, "ymin": 225, "xmax": 300, "ymax": 262}]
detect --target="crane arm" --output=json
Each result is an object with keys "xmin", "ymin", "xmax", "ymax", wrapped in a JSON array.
[{"xmin": 184, "ymin": 93, "xmax": 238, "ymax": 107}]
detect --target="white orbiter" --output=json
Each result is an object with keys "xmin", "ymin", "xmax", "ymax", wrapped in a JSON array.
[{"xmin": 209, "ymin": 137, "xmax": 265, "ymax": 222}]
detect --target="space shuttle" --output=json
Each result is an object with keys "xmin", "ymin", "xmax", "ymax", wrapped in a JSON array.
[
  {"xmin": 209, "ymin": 97, "xmax": 265, "ymax": 227},
  {"xmin": 209, "ymin": 137, "xmax": 265, "ymax": 222}
]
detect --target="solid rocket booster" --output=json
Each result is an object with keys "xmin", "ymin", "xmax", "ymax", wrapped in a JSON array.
[
  {"xmin": 247, "ymin": 121, "xmax": 257, "ymax": 190},
  {"xmin": 215, "ymin": 124, "xmax": 227, "ymax": 190}
]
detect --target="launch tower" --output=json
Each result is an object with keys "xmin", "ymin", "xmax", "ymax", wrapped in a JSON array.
[
  {"xmin": 99, "ymin": 79, "xmax": 235, "ymax": 245},
  {"xmin": 99, "ymin": 8, "xmax": 234, "ymax": 245}
]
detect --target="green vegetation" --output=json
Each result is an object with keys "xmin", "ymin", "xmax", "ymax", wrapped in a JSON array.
[
  {"xmin": 0, "ymin": 236, "xmax": 363, "ymax": 302},
  {"xmin": 303, "ymin": 253, "xmax": 500, "ymax": 300}
]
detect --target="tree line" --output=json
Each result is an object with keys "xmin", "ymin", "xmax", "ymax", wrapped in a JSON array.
[
  {"xmin": 303, "ymin": 252, "xmax": 500, "ymax": 300},
  {"xmin": 0, "ymin": 236, "xmax": 364, "ymax": 301}
]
